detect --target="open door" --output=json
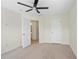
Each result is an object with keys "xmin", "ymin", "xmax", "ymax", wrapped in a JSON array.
[{"xmin": 22, "ymin": 15, "xmax": 31, "ymax": 48}]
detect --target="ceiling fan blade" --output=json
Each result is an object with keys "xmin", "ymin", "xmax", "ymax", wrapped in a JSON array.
[
  {"xmin": 36, "ymin": 7, "xmax": 48, "ymax": 9},
  {"xmin": 25, "ymin": 9, "xmax": 33, "ymax": 12},
  {"xmin": 36, "ymin": 9, "xmax": 40, "ymax": 13},
  {"xmin": 17, "ymin": 2, "xmax": 33, "ymax": 8},
  {"xmin": 33, "ymin": 0, "xmax": 39, "ymax": 7}
]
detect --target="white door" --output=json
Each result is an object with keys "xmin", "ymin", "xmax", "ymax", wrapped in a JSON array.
[{"xmin": 22, "ymin": 15, "xmax": 31, "ymax": 48}]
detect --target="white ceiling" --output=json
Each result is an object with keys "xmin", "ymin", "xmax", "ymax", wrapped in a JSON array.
[{"xmin": 1, "ymin": 0, "xmax": 76, "ymax": 16}]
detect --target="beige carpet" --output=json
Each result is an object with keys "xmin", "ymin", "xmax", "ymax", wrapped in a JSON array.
[{"xmin": 1, "ymin": 43, "xmax": 76, "ymax": 59}]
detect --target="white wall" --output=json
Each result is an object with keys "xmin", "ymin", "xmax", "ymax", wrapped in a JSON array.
[
  {"xmin": 39, "ymin": 15, "xmax": 70, "ymax": 44},
  {"xmin": 68, "ymin": 4, "xmax": 77, "ymax": 56},
  {"xmin": 1, "ymin": 7, "xmax": 22, "ymax": 54}
]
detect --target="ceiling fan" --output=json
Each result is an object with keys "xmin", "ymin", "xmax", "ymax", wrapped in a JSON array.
[{"xmin": 17, "ymin": 0, "xmax": 49, "ymax": 14}]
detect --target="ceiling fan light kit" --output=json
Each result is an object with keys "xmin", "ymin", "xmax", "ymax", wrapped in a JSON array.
[{"xmin": 17, "ymin": 0, "xmax": 49, "ymax": 14}]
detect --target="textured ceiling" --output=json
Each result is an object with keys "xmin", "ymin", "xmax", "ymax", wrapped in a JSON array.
[{"xmin": 2, "ymin": 0, "xmax": 76, "ymax": 16}]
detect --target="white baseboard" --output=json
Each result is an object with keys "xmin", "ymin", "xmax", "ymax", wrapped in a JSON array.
[{"xmin": 1, "ymin": 45, "xmax": 22, "ymax": 55}]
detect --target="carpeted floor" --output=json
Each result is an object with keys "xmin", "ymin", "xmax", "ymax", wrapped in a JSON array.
[{"xmin": 1, "ymin": 43, "xmax": 76, "ymax": 59}]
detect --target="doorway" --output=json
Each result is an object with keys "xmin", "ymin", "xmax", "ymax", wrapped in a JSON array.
[{"xmin": 30, "ymin": 20, "xmax": 39, "ymax": 44}]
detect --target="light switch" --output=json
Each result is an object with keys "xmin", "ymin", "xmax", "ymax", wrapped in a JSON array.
[
  {"xmin": 23, "ymin": 33, "xmax": 25, "ymax": 36},
  {"xmin": 6, "ymin": 24, "xmax": 8, "ymax": 26},
  {"xmin": 51, "ymin": 32, "xmax": 54, "ymax": 33}
]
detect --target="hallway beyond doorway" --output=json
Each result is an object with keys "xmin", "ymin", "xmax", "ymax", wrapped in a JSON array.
[
  {"xmin": 31, "ymin": 40, "xmax": 39, "ymax": 44},
  {"xmin": 30, "ymin": 20, "xmax": 39, "ymax": 45}
]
